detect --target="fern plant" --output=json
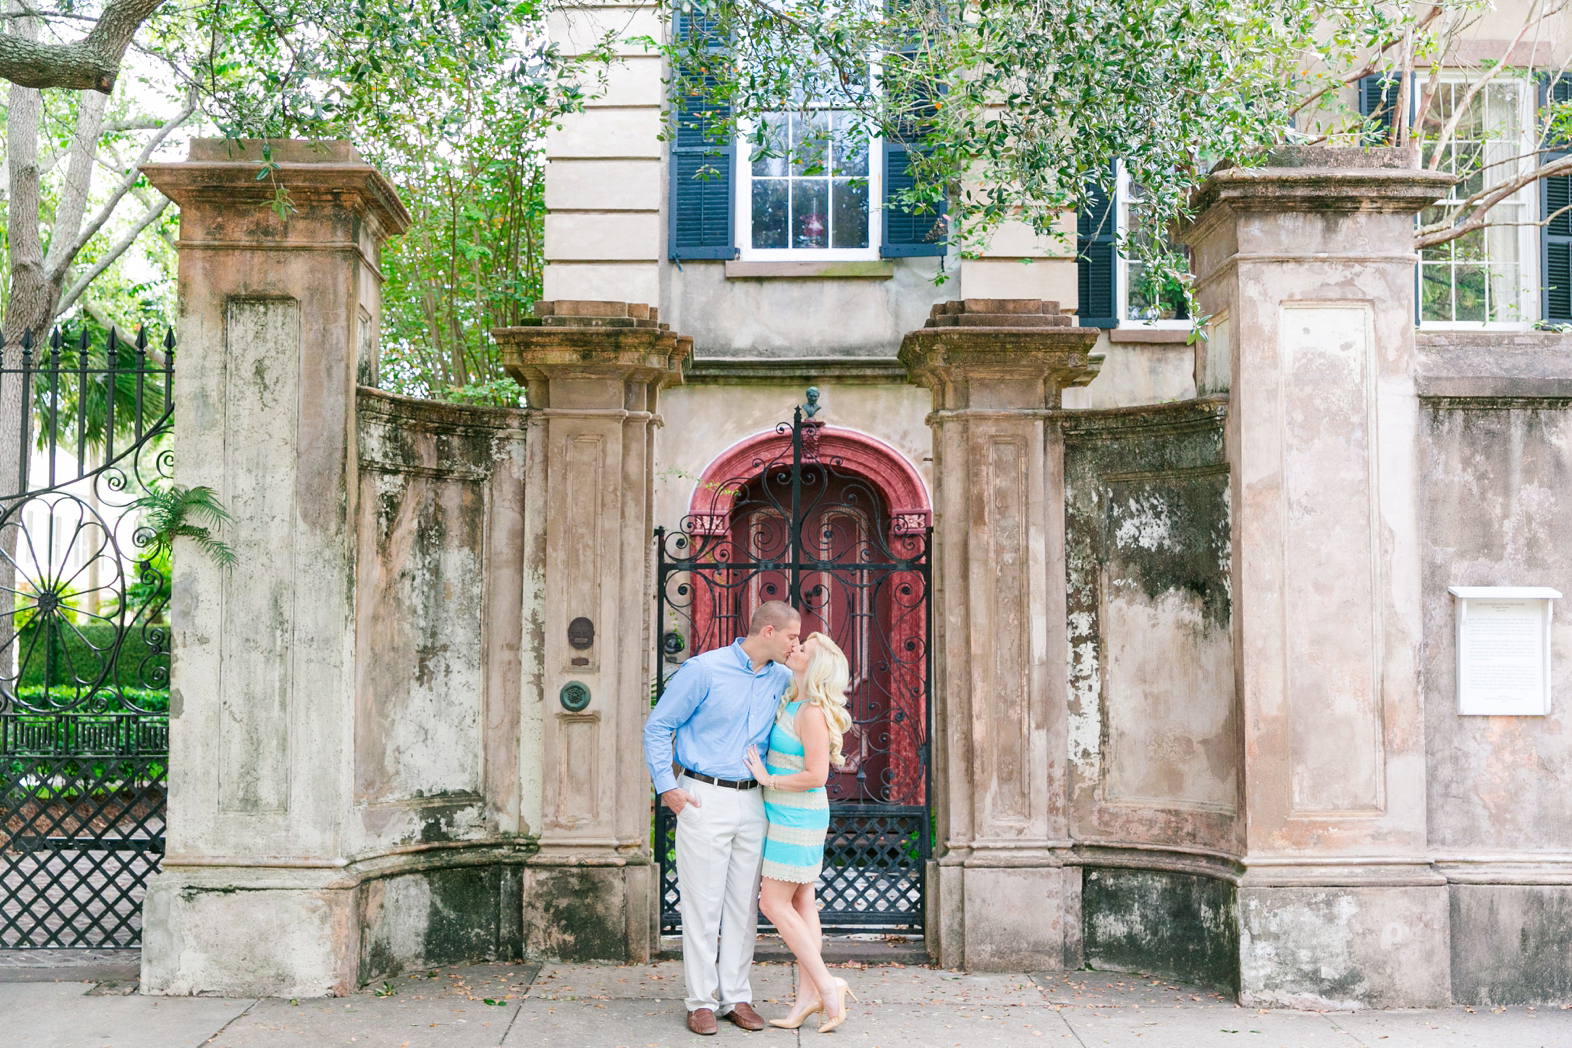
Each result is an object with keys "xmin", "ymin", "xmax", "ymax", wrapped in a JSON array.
[{"xmin": 131, "ymin": 484, "xmax": 238, "ymax": 568}]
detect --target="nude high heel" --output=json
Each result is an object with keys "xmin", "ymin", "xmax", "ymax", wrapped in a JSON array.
[
  {"xmin": 816, "ymin": 977, "xmax": 858, "ymax": 1033},
  {"xmin": 768, "ymin": 996, "xmax": 822, "ymax": 1029}
]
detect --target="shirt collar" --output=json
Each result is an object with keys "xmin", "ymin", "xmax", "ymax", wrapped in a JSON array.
[{"xmin": 732, "ymin": 637, "xmax": 772, "ymax": 675}]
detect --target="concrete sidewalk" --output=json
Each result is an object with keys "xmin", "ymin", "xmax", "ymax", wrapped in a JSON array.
[{"xmin": 2, "ymin": 957, "xmax": 1570, "ymax": 1048}]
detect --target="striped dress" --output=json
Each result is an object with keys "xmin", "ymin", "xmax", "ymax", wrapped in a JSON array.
[{"xmin": 761, "ymin": 700, "xmax": 830, "ymax": 883}]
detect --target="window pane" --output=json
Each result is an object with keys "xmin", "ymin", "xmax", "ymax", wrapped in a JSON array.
[
  {"xmin": 791, "ymin": 112, "xmax": 831, "ymax": 176},
  {"xmin": 792, "ymin": 180, "xmax": 830, "ymax": 248},
  {"xmin": 1127, "ymin": 260, "xmax": 1186, "ymax": 321},
  {"xmin": 753, "ymin": 179, "xmax": 789, "ymax": 249},
  {"xmin": 831, "ymin": 178, "xmax": 868, "ymax": 248},
  {"xmin": 752, "ymin": 114, "xmax": 789, "ymax": 178},
  {"xmin": 832, "ymin": 111, "xmax": 869, "ymax": 177},
  {"xmin": 1420, "ymin": 264, "xmax": 1452, "ymax": 323},
  {"xmin": 1415, "ymin": 77, "xmax": 1527, "ymax": 323},
  {"xmin": 1453, "ymin": 265, "xmax": 1488, "ymax": 322}
]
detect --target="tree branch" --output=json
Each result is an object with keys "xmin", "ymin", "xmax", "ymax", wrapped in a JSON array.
[
  {"xmin": 48, "ymin": 97, "xmax": 193, "ymax": 286},
  {"xmin": 1424, "ymin": 4, "xmax": 1540, "ymax": 170},
  {"xmin": 55, "ymin": 192, "xmax": 170, "ymax": 317},
  {"xmin": 1415, "ymin": 154, "xmax": 1572, "ymax": 248},
  {"xmin": 0, "ymin": 0, "xmax": 168, "ymax": 93},
  {"xmin": 43, "ymin": 88, "xmax": 111, "ymax": 280}
]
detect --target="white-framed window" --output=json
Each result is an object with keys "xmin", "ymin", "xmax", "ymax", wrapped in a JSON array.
[
  {"xmin": 1418, "ymin": 76, "xmax": 1535, "ymax": 327},
  {"xmin": 735, "ymin": 110, "xmax": 882, "ymax": 259},
  {"xmin": 1116, "ymin": 164, "xmax": 1190, "ymax": 327}
]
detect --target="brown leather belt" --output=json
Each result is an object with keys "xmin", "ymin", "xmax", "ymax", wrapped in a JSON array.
[{"xmin": 680, "ymin": 768, "xmax": 759, "ymax": 790}]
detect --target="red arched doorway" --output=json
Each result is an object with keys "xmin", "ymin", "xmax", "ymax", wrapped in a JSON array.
[{"xmin": 654, "ymin": 414, "xmax": 932, "ymax": 932}]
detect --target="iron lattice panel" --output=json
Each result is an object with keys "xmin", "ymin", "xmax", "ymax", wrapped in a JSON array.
[
  {"xmin": 657, "ymin": 804, "xmax": 927, "ymax": 934},
  {"xmin": 816, "ymin": 806, "xmax": 926, "ymax": 928},
  {"xmin": 1, "ymin": 715, "xmax": 167, "ymax": 947}
]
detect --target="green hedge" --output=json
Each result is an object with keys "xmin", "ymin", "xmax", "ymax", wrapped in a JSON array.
[
  {"xmin": 16, "ymin": 619, "xmax": 170, "ymax": 691},
  {"xmin": 10, "ymin": 685, "xmax": 168, "ymax": 713}
]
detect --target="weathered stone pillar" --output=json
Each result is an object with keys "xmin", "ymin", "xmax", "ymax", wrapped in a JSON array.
[
  {"xmin": 900, "ymin": 300, "xmax": 1100, "ymax": 970},
  {"xmin": 1183, "ymin": 148, "xmax": 1455, "ymax": 1007},
  {"xmin": 139, "ymin": 140, "xmax": 410, "ymax": 995},
  {"xmin": 497, "ymin": 301, "xmax": 690, "ymax": 962}
]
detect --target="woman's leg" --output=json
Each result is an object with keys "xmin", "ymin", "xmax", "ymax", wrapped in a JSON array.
[
  {"xmin": 758, "ymin": 876, "xmax": 838, "ymax": 1018},
  {"xmin": 790, "ymin": 882, "xmax": 823, "ymax": 1006}
]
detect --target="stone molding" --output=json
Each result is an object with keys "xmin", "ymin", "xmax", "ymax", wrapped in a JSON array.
[
  {"xmin": 685, "ymin": 355, "xmax": 909, "ymax": 383},
  {"xmin": 143, "ymin": 138, "xmax": 411, "ymax": 239},
  {"xmin": 724, "ymin": 259, "xmax": 896, "ymax": 280},
  {"xmin": 901, "ymin": 327, "xmax": 1102, "ymax": 410},
  {"xmin": 495, "ymin": 301, "xmax": 692, "ymax": 409},
  {"xmin": 1182, "ymin": 150, "xmax": 1454, "ymax": 247}
]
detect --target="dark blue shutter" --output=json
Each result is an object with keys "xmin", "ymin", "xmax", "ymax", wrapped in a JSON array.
[
  {"xmin": 1076, "ymin": 175, "xmax": 1117, "ymax": 328},
  {"xmin": 880, "ymin": 0, "xmax": 945, "ymax": 258},
  {"xmin": 1359, "ymin": 73, "xmax": 1403, "ymax": 143},
  {"xmin": 882, "ymin": 143, "xmax": 946, "ymax": 256},
  {"xmin": 668, "ymin": 7, "xmax": 734, "ymax": 260},
  {"xmin": 1545, "ymin": 175, "xmax": 1572, "ymax": 321},
  {"xmin": 1543, "ymin": 76, "xmax": 1572, "ymax": 321}
]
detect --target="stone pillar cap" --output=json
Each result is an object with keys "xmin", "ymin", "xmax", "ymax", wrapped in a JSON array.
[
  {"xmin": 142, "ymin": 137, "xmax": 411, "ymax": 236},
  {"xmin": 1185, "ymin": 146, "xmax": 1455, "ymax": 232},
  {"xmin": 900, "ymin": 325, "xmax": 1103, "ymax": 409},
  {"xmin": 922, "ymin": 299, "xmax": 1077, "ymax": 329},
  {"xmin": 493, "ymin": 321, "xmax": 692, "ymax": 406}
]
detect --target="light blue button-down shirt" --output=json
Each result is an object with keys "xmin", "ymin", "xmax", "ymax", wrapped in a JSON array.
[{"xmin": 644, "ymin": 638, "xmax": 792, "ymax": 795}]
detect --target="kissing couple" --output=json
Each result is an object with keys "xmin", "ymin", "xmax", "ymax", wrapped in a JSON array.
[{"xmin": 644, "ymin": 601, "xmax": 858, "ymax": 1035}]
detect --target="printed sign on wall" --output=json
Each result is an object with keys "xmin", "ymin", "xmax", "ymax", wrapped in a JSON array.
[{"xmin": 1449, "ymin": 587, "xmax": 1562, "ymax": 716}]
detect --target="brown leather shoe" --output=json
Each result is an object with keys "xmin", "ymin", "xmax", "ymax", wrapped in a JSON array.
[
  {"xmin": 688, "ymin": 1008, "xmax": 718, "ymax": 1035},
  {"xmin": 724, "ymin": 1002, "xmax": 766, "ymax": 1031}
]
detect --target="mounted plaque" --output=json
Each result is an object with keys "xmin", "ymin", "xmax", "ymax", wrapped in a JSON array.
[
  {"xmin": 559, "ymin": 681, "xmax": 592, "ymax": 712},
  {"xmin": 1449, "ymin": 586, "xmax": 1562, "ymax": 716}
]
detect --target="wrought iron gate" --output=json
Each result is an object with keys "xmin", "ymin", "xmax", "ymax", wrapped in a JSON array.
[
  {"xmin": 654, "ymin": 400, "xmax": 931, "ymax": 933},
  {"xmin": 0, "ymin": 327, "xmax": 174, "ymax": 948}
]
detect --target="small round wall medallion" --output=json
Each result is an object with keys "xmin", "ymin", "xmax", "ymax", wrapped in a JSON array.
[{"xmin": 559, "ymin": 681, "xmax": 592, "ymax": 712}]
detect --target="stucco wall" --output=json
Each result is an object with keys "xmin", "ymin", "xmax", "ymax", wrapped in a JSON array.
[
  {"xmin": 1062, "ymin": 398, "xmax": 1237, "ymax": 854},
  {"xmin": 354, "ymin": 390, "xmax": 529, "ymax": 852},
  {"xmin": 664, "ymin": 260, "xmax": 952, "ymax": 357},
  {"xmin": 1420, "ymin": 400, "xmax": 1572, "ymax": 853},
  {"xmin": 1417, "ymin": 334, "xmax": 1572, "ymax": 1004}
]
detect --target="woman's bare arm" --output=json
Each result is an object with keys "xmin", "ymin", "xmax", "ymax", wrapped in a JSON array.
[{"xmin": 744, "ymin": 705, "xmax": 832, "ymax": 791}]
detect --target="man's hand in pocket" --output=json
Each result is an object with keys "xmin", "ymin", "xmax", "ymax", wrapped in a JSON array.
[{"xmin": 662, "ymin": 788, "xmax": 700, "ymax": 816}]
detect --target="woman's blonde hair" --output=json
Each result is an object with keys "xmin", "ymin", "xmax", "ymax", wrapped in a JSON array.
[{"xmin": 785, "ymin": 631, "xmax": 854, "ymax": 766}]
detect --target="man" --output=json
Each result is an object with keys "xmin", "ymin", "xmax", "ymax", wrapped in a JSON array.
[{"xmin": 644, "ymin": 601, "xmax": 801, "ymax": 1035}]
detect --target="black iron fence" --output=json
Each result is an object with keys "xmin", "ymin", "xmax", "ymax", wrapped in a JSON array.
[{"xmin": 0, "ymin": 325, "xmax": 173, "ymax": 948}]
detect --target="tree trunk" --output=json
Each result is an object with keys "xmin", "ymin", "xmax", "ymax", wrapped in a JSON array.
[{"xmin": 0, "ymin": 4, "xmax": 44, "ymax": 687}]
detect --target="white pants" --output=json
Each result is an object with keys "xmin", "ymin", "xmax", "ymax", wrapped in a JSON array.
[{"xmin": 674, "ymin": 772, "xmax": 766, "ymax": 1014}]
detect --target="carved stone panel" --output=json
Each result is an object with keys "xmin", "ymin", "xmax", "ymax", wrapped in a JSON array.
[
  {"xmin": 218, "ymin": 297, "xmax": 300, "ymax": 815},
  {"xmin": 1279, "ymin": 304, "xmax": 1383, "ymax": 815}
]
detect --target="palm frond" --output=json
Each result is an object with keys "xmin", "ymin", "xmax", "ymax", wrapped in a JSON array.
[{"xmin": 131, "ymin": 482, "xmax": 238, "ymax": 569}]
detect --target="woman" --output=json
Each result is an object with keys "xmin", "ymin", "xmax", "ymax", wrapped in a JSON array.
[{"xmin": 743, "ymin": 631, "xmax": 858, "ymax": 1033}]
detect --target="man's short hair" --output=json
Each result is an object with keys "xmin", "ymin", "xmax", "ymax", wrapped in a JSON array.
[{"xmin": 748, "ymin": 601, "xmax": 800, "ymax": 636}]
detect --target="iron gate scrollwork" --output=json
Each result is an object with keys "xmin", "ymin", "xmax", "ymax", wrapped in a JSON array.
[
  {"xmin": 0, "ymin": 326, "xmax": 174, "ymax": 948},
  {"xmin": 654, "ymin": 402, "xmax": 931, "ymax": 933}
]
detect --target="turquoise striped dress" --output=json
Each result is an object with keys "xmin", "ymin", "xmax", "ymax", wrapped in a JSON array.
[{"xmin": 761, "ymin": 700, "xmax": 830, "ymax": 883}]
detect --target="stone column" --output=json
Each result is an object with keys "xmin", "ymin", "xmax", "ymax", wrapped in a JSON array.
[
  {"xmin": 496, "ymin": 301, "xmax": 690, "ymax": 962},
  {"xmin": 139, "ymin": 140, "xmax": 410, "ymax": 996},
  {"xmin": 900, "ymin": 300, "xmax": 1100, "ymax": 970},
  {"xmin": 1182, "ymin": 147, "xmax": 1454, "ymax": 1008}
]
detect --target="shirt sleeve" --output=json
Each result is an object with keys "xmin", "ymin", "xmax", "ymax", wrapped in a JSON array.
[{"xmin": 644, "ymin": 658, "xmax": 707, "ymax": 795}]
